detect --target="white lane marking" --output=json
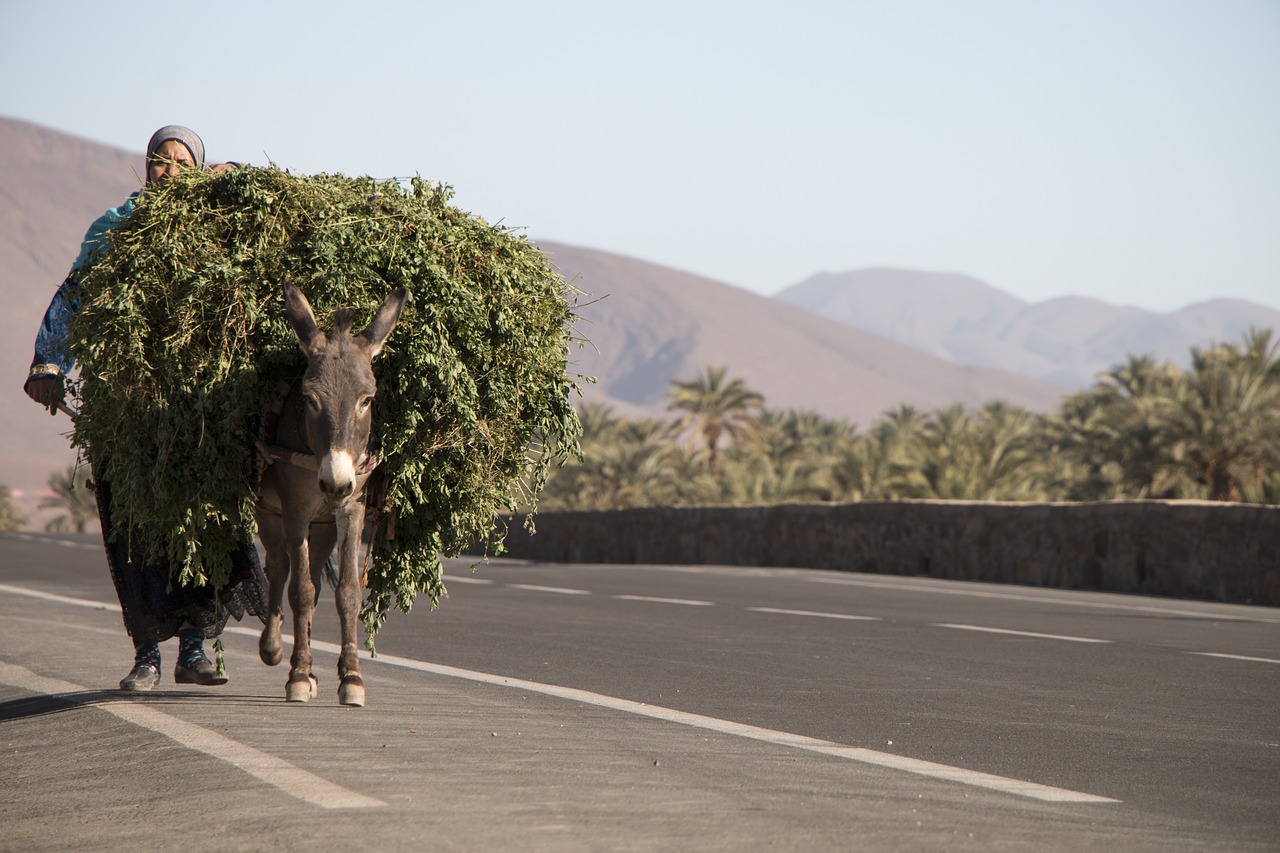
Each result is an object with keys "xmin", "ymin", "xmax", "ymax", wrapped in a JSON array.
[
  {"xmin": 0, "ymin": 660, "xmax": 384, "ymax": 810},
  {"xmin": 612, "ymin": 594, "xmax": 715, "ymax": 607},
  {"xmin": 7, "ymin": 615, "xmax": 121, "ymax": 638},
  {"xmin": 0, "ymin": 585, "xmax": 1140, "ymax": 804},
  {"xmin": 935, "ymin": 624, "xmax": 1111, "ymax": 644},
  {"xmin": 803, "ymin": 746, "xmax": 1116, "ymax": 801},
  {"xmin": 0, "ymin": 583, "xmax": 122, "ymax": 611},
  {"xmin": 1189, "ymin": 652, "xmax": 1280, "ymax": 665},
  {"xmin": 446, "ymin": 576, "xmax": 493, "ymax": 585},
  {"xmin": 747, "ymin": 607, "xmax": 880, "ymax": 622},
  {"xmin": 262, "ymin": 636, "xmax": 1113, "ymax": 804},
  {"xmin": 0, "ymin": 585, "xmax": 1116, "ymax": 804},
  {"xmin": 1, "ymin": 532, "xmax": 100, "ymax": 550},
  {"xmin": 509, "ymin": 584, "xmax": 592, "ymax": 596},
  {"xmin": 808, "ymin": 576, "xmax": 1274, "ymax": 623}
]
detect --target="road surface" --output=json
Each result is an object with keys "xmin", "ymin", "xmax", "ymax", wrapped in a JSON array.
[{"xmin": 1, "ymin": 530, "xmax": 1276, "ymax": 851}]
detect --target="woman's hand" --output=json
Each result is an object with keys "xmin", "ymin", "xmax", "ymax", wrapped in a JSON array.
[{"xmin": 24, "ymin": 376, "xmax": 64, "ymax": 415}]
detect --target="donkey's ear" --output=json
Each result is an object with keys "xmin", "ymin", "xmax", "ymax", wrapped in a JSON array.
[
  {"xmin": 283, "ymin": 283, "xmax": 322, "ymax": 353},
  {"xmin": 360, "ymin": 287, "xmax": 409, "ymax": 358}
]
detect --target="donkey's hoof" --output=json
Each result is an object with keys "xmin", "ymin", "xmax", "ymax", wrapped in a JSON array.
[
  {"xmin": 260, "ymin": 645, "xmax": 282, "ymax": 667},
  {"xmin": 286, "ymin": 674, "xmax": 318, "ymax": 703},
  {"xmin": 338, "ymin": 677, "xmax": 365, "ymax": 707}
]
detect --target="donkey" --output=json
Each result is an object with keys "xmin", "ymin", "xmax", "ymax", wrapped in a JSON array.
[{"xmin": 256, "ymin": 282, "xmax": 408, "ymax": 706}]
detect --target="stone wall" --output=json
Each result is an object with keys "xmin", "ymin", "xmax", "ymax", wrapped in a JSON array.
[{"xmin": 493, "ymin": 501, "xmax": 1280, "ymax": 606}]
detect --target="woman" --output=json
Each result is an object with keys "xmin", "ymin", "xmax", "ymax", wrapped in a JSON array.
[{"xmin": 24, "ymin": 125, "xmax": 266, "ymax": 691}]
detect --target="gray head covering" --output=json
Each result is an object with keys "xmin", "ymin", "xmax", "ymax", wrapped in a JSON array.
[{"xmin": 146, "ymin": 125, "xmax": 205, "ymax": 170}]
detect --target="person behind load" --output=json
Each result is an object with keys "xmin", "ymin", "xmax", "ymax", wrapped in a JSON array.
[{"xmin": 23, "ymin": 125, "xmax": 266, "ymax": 692}]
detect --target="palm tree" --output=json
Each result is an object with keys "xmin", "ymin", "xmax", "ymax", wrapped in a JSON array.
[
  {"xmin": 0, "ymin": 486, "xmax": 25, "ymax": 531},
  {"xmin": 1046, "ymin": 388, "xmax": 1127, "ymax": 500},
  {"xmin": 744, "ymin": 409, "xmax": 855, "ymax": 501},
  {"xmin": 551, "ymin": 416, "xmax": 682, "ymax": 510},
  {"xmin": 1153, "ymin": 329, "xmax": 1280, "ymax": 501},
  {"xmin": 587, "ymin": 421, "xmax": 681, "ymax": 509},
  {"xmin": 826, "ymin": 404, "xmax": 928, "ymax": 501},
  {"xmin": 830, "ymin": 435, "xmax": 894, "ymax": 501},
  {"xmin": 911, "ymin": 404, "xmax": 974, "ymax": 499},
  {"xmin": 909, "ymin": 402, "xmax": 1047, "ymax": 501},
  {"xmin": 576, "ymin": 401, "xmax": 623, "ymax": 443},
  {"xmin": 718, "ymin": 450, "xmax": 823, "ymax": 505},
  {"xmin": 1050, "ymin": 354, "xmax": 1186, "ymax": 499},
  {"xmin": 39, "ymin": 464, "xmax": 97, "ymax": 533},
  {"xmin": 666, "ymin": 366, "xmax": 764, "ymax": 473},
  {"xmin": 972, "ymin": 401, "xmax": 1054, "ymax": 501}
]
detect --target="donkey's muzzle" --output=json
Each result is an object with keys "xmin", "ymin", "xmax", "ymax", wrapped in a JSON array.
[
  {"xmin": 320, "ymin": 478, "xmax": 356, "ymax": 500},
  {"xmin": 319, "ymin": 451, "xmax": 358, "ymax": 501}
]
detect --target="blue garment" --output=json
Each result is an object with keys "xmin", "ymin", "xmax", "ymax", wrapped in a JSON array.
[{"xmin": 30, "ymin": 193, "xmax": 140, "ymax": 378}]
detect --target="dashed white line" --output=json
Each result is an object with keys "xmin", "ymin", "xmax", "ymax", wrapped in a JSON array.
[
  {"xmin": 0, "ymin": 660, "xmax": 384, "ymax": 810},
  {"xmin": 4, "ymin": 584, "xmax": 1128, "ymax": 803},
  {"xmin": 509, "ymin": 584, "xmax": 591, "ymax": 596},
  {"xmin": 934, "ymin": 623, "xmax": 1111, "ymax": 644},
  {"xmin": 2, "ymin": 533, "xmax": 100, "ymax": 551},
  {"xmin": 302, "ymin": 641, "xmax": 1117, "ymax": 804},
  {"xmin": 17, "ymin": 582, "xmax": 1276, "ymax": 805},
  {"xmin": 808, "ymin": 576, "xmax": 1273, "ymax": 623},
  {"xmin": 747, "ymin": 607, "xmax": 880, "ymax": 622},
  {"xmin": 0, "ymin": 583, "xmax": 121, "ymax": 611},
  {"xmin": 1189, "ymin": 652, "xmax": 1280, "ymax": 665},
  {"xmin": 445, "ymin": 576, "xmax": 494, "ymax": 585},
  {"xmin": 612, "ymin": 594, "xmax": 715, "ymax": 607}
]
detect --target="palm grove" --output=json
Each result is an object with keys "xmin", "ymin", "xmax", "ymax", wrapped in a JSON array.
[
  {"xmin": 4, "ymin": 329, "xmax": 1277, "ymax": 532},
  {"xmin": 540, "ymin": 330, "xmax": 1280, "ymax": 510}
]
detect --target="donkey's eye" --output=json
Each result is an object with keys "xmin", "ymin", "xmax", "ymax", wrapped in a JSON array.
[
  {"xmin": 358, "ymin": 396, "xmax": 374, "ymax": 413},
  {"xmin": 305, "ymin": 395, "xmax": 321, "ymax": 411}
]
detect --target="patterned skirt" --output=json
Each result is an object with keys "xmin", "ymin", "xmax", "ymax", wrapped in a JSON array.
[{"xmin": 93, "ymin": 467, "xmax": 269, "ymax": 644}]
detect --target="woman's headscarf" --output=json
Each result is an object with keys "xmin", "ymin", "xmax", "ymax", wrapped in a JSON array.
[{"xmin": 146, "ymin": 125, "xmax": 205, "ymax": 170}]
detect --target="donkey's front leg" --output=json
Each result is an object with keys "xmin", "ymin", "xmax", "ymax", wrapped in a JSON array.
[
  {"xmin": 284, "ymin": 526, "xmax": 318, "ymax": 703},
  {"xmin": 255, "ymin": 509, "xmax": 288, "ymax": 667},
  {"xmin": 334, "ymin": 502, "xmax": 367, "ymax": 707}
]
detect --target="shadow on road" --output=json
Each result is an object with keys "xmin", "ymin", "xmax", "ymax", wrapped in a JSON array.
[{"xmin": 0, "ymin": 689, "xmax": 289, "ymax": 722}]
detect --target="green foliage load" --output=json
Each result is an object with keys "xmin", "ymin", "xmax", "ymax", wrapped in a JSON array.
[{"xmin": 67, "ymin": 166, "xmax": 584, "ymax": 636}]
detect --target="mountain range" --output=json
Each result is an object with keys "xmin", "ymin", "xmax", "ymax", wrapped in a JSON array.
[
  {"xmin": 775, "ymin": 269, "xmax": 1279, "ymax": 388},
  {"xmin": 542, "ymin": 242, "xmax": 1063, "ymax": 424},
  {"xmin": 1, "ymin": 115, "xmax": 1272, "ymax": 523}
]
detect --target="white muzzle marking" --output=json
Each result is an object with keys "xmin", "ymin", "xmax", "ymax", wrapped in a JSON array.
[{"xmin": 320, "ymin": 450, "xmax": 357, "ymax": 497}]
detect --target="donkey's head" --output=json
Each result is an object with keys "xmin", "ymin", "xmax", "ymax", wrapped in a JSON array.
[{"xmin": 283, "ymin": 283, "xmax": 409, "ymax": 502}]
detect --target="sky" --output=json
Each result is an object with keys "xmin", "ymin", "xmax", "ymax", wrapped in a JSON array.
[{"xmin": 1, "ymin": 0, "xmax": 1277, "ymax": 312}]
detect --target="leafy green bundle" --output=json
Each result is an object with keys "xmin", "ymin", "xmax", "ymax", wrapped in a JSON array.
[{"xmin": 67, "ymin": 166, "xmax": 584, "ymax": 637}]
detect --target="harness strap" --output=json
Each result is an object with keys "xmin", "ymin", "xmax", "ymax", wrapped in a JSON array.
[
  {"xmin": 255, "ymin": 440, "xmax": 378, "ymax": 475},
  {"xmin": 255, "ymin": 377, "xmax": 396, "ymax": 541}
]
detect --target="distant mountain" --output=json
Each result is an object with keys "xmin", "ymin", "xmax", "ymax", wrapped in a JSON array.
[
  {"xmin": 0, "ymin": 117, "xmax": 143, "ymax": 523},
  {"xmin": 775, "ymin": 269, "xmax": 1280, "ymax": 388},
  {"xmin": 540, "ymin": 243, "xmax": 1065, "ymax": 423},
  {"xmin": 0, "ymin": 116, "xmax": 1066, "ymax": 523}
]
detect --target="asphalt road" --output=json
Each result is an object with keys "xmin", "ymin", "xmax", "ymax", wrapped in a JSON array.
[{"xmin": 1, "ymin": 530, "xmax": 1276, "ymax": 852}]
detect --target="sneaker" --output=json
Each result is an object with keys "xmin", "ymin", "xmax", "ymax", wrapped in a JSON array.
[
  {"xmin": 120, "ymin": 663, "xmax": 161, "ymax": 691},
  {"xmin": 174, "ymin": 652, "xmax": 229, "ymax": 686}
]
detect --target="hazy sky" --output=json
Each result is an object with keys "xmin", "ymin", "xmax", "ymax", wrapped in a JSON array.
[{"xmin": 2, "ymin": 0, "xmax": 1277, "ymax": 311}]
